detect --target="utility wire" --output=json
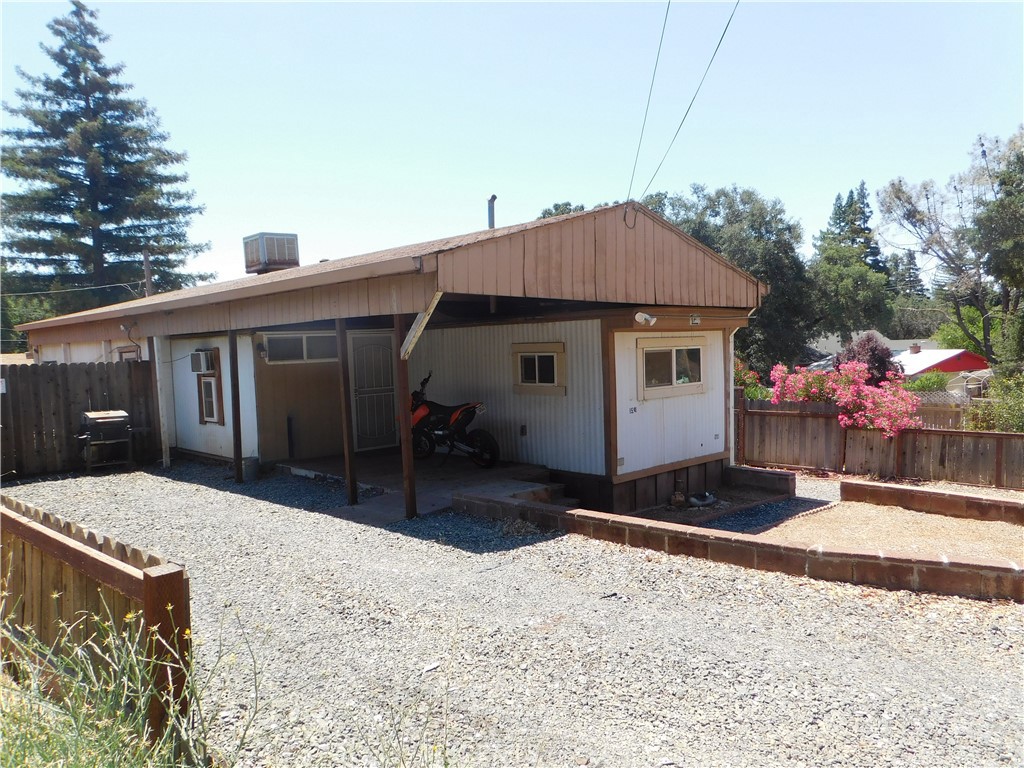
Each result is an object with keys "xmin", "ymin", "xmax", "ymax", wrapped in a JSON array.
[
  {"xmin": 640, "ymin": 0, "xmax": 741, "ymax": 201},
  {"xmin": 626, "ymin": 0, "xmax": 672, "ymax": 203},
  {"xmin": 2, "ymin": 281, "xmax": 143, "ymax": 297}
]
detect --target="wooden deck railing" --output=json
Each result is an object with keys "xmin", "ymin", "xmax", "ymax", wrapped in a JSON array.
[{"xmin": 0, "ymin": 495, "xmax": 190, "ymax": 736}]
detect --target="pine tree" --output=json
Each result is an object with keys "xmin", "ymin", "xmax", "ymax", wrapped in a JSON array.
[
  {"xmin": 809, "ymin": 181, "xmax": 892, "ymax": 341},
  {"xmin": 884, "ymin": 250, "xmax": 927, "ymax": 298},
  {"xmin": 823, "ymin": 181, "xmax": 886, "ymax": 274},
  {"xmin": 1, "ymin": 1, "xmax": 209, "ymax": 315}
]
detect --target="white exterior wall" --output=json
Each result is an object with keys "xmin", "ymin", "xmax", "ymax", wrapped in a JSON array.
[
  {"xmin": 169, "ymin": 336, "xmax": 259, "ymax": 460},
  {"xmin": 614, "ymin": 330, "xmax": 725, "ymax": 475},
  {"xmin": 412, "ymin": 319, "xmax": 604, "ymax": 475},
  {"xmin": 35, "ymin": 339, "xmax": 150, "ymax": 364}
]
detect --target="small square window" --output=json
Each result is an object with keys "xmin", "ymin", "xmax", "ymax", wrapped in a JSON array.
[
  {"xmin": 511, "ymin": 342, "xmax": 566, "ymax": 396},
  {"xmin": 637, "ymin": 336, "xmax": 705, "ymax": 399},
  {"xmin": 305, "ymin": 335, "xmax": 337, "ymax": 360},
  {"xmin": 520, "ymin": 353, "xmax": 557, "ymax": 386}
]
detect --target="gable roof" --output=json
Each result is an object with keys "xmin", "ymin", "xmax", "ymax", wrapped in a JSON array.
[
  {"xmin": 894, "ymin": 348, "xmax": 990, "ymax": 377},
  {"xmin": 19, "ymin": 203, "xmax": 765, "ymax": 338}
]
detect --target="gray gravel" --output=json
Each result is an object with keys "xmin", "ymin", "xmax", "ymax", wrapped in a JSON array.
[{"xmin": 5, "ymin": 462, "xmax": 1023, "ymax": 768}]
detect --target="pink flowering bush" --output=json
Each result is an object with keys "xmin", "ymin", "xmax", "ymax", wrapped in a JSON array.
[
  {"xmin": 770, "ymin": 361, "xmax": 922, "ymax": 439},
  {"xmin": 769, "ymin": 365, "xmax": 838, "ymax": 403}
]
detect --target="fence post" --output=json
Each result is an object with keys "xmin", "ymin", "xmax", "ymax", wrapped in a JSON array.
[
  {"xmin": 995, "ymin": 434, "xmax": 1005, "ymax": 489},
  {"xmin": 734, "ymin": 387, "xmax": 746, "ymax": 466},
  {"xmin": 142, "ymin": 563, "xmax": 191, "ymax": 739},
  {"xmin": 894, "ymin": 430, "xmax": 903, "ymax": 479}
]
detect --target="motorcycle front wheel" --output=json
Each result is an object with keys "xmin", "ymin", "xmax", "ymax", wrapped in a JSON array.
[
  {"xmin": 466, "ymin": 429, "xmax": 499, "ymax": 468},
  {"xmin": 412, "ymin": 428, "xmax": 435, "ymax": 460}
]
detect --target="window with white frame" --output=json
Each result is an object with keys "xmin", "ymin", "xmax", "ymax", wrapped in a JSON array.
[
  {"xmin": 199, "ymin": 376, "xmax": 220, "ymax": 423},
  {"xmin": 264, "ymin": 333, "xmax": 338, "ymax": 363},
  {"xmin": 512, "ymin": 342, "xmax": 566, "ymax": 396},
  {"xmin": 637, "ymin": 336, "xmax": 705, "ymax": 399},
  {"xmin": 195, "ymin": 347, "xmax": 225, "ymax": 425}
]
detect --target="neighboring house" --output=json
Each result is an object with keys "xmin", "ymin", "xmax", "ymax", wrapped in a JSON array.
[
  {"xmin": 812, "ymin": 332, "xmax": 938, "ymax": 357},
  {"xmin": 893, "ymin": 344, "xmax": 990, "ymax": 378},
  {"xmin": 17, "ymin": 203, "xmax": 766, "ymax": 514},
  {"xmin": 0, "ymin": 352, "xmax": 34, "ymax": 366}
]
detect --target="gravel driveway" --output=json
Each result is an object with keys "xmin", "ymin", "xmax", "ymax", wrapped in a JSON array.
[{"xmin": 5, "ymin": 462, "xmax": 1022, "ymax": 768}]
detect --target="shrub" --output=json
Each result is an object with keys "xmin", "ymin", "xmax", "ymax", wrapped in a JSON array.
[
  {"xmin": 769, "ymin": 365, "xmax": 838, "ymax": 403},
  {"xmin": 835, "ymin": 332, "xmax": 902, "ymax": 386},
  {"xmin": 905, "ymin": 371, "xmax": 951, "ymax": 392},
  {"xmin": 735, "ymin": 360, "xmax": 773, "ymax": 399},
  {"xmin": 770, "ymin": 360, "xmax": 921, "ymax": 438},
  {"xmin": 964, "ymin": 373, "xmax": 1024, "ymax": 433}
]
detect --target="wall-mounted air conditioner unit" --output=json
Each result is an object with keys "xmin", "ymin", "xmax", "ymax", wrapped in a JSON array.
[{"xmin": 190, "ymin": 350, "xmax": 216, "ymax": 374}]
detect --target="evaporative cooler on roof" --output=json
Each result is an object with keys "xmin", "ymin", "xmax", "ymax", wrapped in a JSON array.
[{"xmin": 243, "ymin": 233, "xmax": 299, "ymax": 275}]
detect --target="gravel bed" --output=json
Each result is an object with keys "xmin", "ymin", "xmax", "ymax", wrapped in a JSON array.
[{"xmin": 5, "ymin": 462, "xmax": 1023, "ymax": 768}]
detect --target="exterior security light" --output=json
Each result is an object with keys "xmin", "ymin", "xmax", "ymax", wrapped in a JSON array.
[{"xmin": 634, "ymin": 312, "xmax": 657, "ymax": 326}]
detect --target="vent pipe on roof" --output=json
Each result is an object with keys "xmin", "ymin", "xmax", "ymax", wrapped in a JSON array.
[{"xmin": 488, "ymin": 194, "xmax": 497, "ymax": 229}]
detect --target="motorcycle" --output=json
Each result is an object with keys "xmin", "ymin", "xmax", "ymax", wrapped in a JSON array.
[{"xmin": 409, "ymin": 371, "xmax": 500, "ymax": 468}]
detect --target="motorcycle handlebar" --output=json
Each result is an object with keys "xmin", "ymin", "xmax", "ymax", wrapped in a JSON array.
[{"xmin": 419, "ymin": 370, "xmax": 432, "ymax": 391}]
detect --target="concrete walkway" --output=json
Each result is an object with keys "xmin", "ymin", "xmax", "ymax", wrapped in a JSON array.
[{"xmin": 278, "ymin": 449, "xmax": 552, "ymax": 526}]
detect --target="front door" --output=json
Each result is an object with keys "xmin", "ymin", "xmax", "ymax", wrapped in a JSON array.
[{"xmin": 349, "ymin": 331, "xmax": 398, "ymax": 451}]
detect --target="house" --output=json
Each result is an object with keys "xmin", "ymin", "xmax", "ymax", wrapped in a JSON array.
[
  {"xmin": 17, "ymin": 203, "xmax": 766, "ymax": 514},
  {"xmin": 893, "ymin": 344, "xmax": 990, "ymax": 378},
  {"xmin": 811, "ymin": 332, "xmax": 938, "ymax": 357}
]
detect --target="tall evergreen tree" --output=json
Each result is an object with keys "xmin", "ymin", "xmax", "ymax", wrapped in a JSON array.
[
  {"xmin": 884, "ymin": 250, "xmax": 927, "ymax": 298},
  {"xmin": 823, "ymin": 181, "xmax": 886, "ymax": 274},
  {"xmin": 1, "ymin": 0, "xmax": 210, "ymax": 316},
  {"xmin": 808, "ymin": 180, "xmax": 893, "ymax": 341}
]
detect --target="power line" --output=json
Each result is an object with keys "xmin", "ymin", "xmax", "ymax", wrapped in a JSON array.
[
  {"xmin": 2, "ymin": 281, "xmax": 143, "ymax": 297},
  {"xmin": 626, "ymin": 0, "xmax": 672, "ymax": 203},
  {"xmin": 639, "ymin": 0, "xmax": 741, "ymax": 201}
]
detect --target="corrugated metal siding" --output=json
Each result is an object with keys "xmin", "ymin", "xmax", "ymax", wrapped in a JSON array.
[
  {"xmin": 614, "ymin": 330, "xmax": 725, "ymax": 475},
  {"xmin": 170, "ymin": 336, "xmax": 258, "ymax": 459},
  {"xmin": 412, "ymin": 319, "xmax": 604, "ymax": 475}
]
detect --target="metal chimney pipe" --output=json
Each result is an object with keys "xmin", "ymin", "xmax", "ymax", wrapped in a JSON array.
[{"xmin": 487, "ymin": 194, "xmax": 497, "ymax": 229}]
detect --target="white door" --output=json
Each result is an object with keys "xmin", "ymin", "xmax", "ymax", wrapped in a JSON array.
[{"xmin": 349, "ymin": 331, "xmax": 398, "ymax": 451}]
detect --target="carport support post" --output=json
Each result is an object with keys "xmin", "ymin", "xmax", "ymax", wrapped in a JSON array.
[
  {"xmin": 334, "ymin": 319, "xmax": 358, "ymax": 505},
  {"xmin": 228, "ymin": 330, "xmax": 243, "ymax": 484},
  {"xmin": 393, "ymin": 313, "xmax": 417, "ymax": 519}
]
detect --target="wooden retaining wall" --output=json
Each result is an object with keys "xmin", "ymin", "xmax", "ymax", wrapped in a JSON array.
[
  {"xmin": 0, "ymin": 495, "xmax": 189, "ymax": 735},
  {"xmin": 452, "ymin": 493, "xmax": 1023, "ymax": 602},
  {"xmin": 736, "ymin": 397, "xmax": 1022, "ymax": 490},
  {"xmin": 0, "ymin": 362, "xmax": 158, "ymax": 479}
]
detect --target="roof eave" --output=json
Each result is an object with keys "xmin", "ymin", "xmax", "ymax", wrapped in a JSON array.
[{"xmin": 17, "ymin": 254, "xmax": 424, "ymax": 332}]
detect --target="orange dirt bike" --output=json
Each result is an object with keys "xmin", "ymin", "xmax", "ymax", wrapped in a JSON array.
[{"xmin": 409, "ymin": 371, "xmax": 500, "ymax": 468}]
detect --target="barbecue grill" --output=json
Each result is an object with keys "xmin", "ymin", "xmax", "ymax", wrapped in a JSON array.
[{"xmin": 79, "ymin": 410, "xmax": 133, "ymax": 472}]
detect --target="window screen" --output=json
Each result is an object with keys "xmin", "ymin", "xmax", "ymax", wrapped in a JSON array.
[{"xmin": 267, "ymin": 336, "xmax": 304, "ymax": 362}]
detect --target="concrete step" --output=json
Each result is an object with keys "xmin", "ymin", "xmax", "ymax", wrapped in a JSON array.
[
  {"xmin": 512, "ymin": 483, "xmax": 566, "ymax": 504},
  {"xmin": 551, "ymin": 497, "xmax": 580, "ymax": 508}
]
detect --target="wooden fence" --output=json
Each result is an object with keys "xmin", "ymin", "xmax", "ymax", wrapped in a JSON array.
[
  {"xmin": 0, "ymin": 494, "xmax": 190, "ymax": 736},
  {"xmin": 0, "ymin": 362, "xmax": 158, "ymax": 479},
  {"xmin": 736, "ymin": 397, "xmax": 1023, "ymax": 489}
]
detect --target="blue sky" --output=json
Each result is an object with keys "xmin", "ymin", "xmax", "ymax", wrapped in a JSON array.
[{"xmin": 2, "ymin": 1, "xmax": 1022, "ymax": 283}]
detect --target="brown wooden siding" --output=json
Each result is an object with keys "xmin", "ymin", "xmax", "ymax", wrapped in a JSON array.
[
  {"xmin": 438, "ymin": 208, "xmax": 761, "ymax": 308},
  {"xmin": 253, "ymin": 359, "xmax": 344, "ymax": 461}
]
